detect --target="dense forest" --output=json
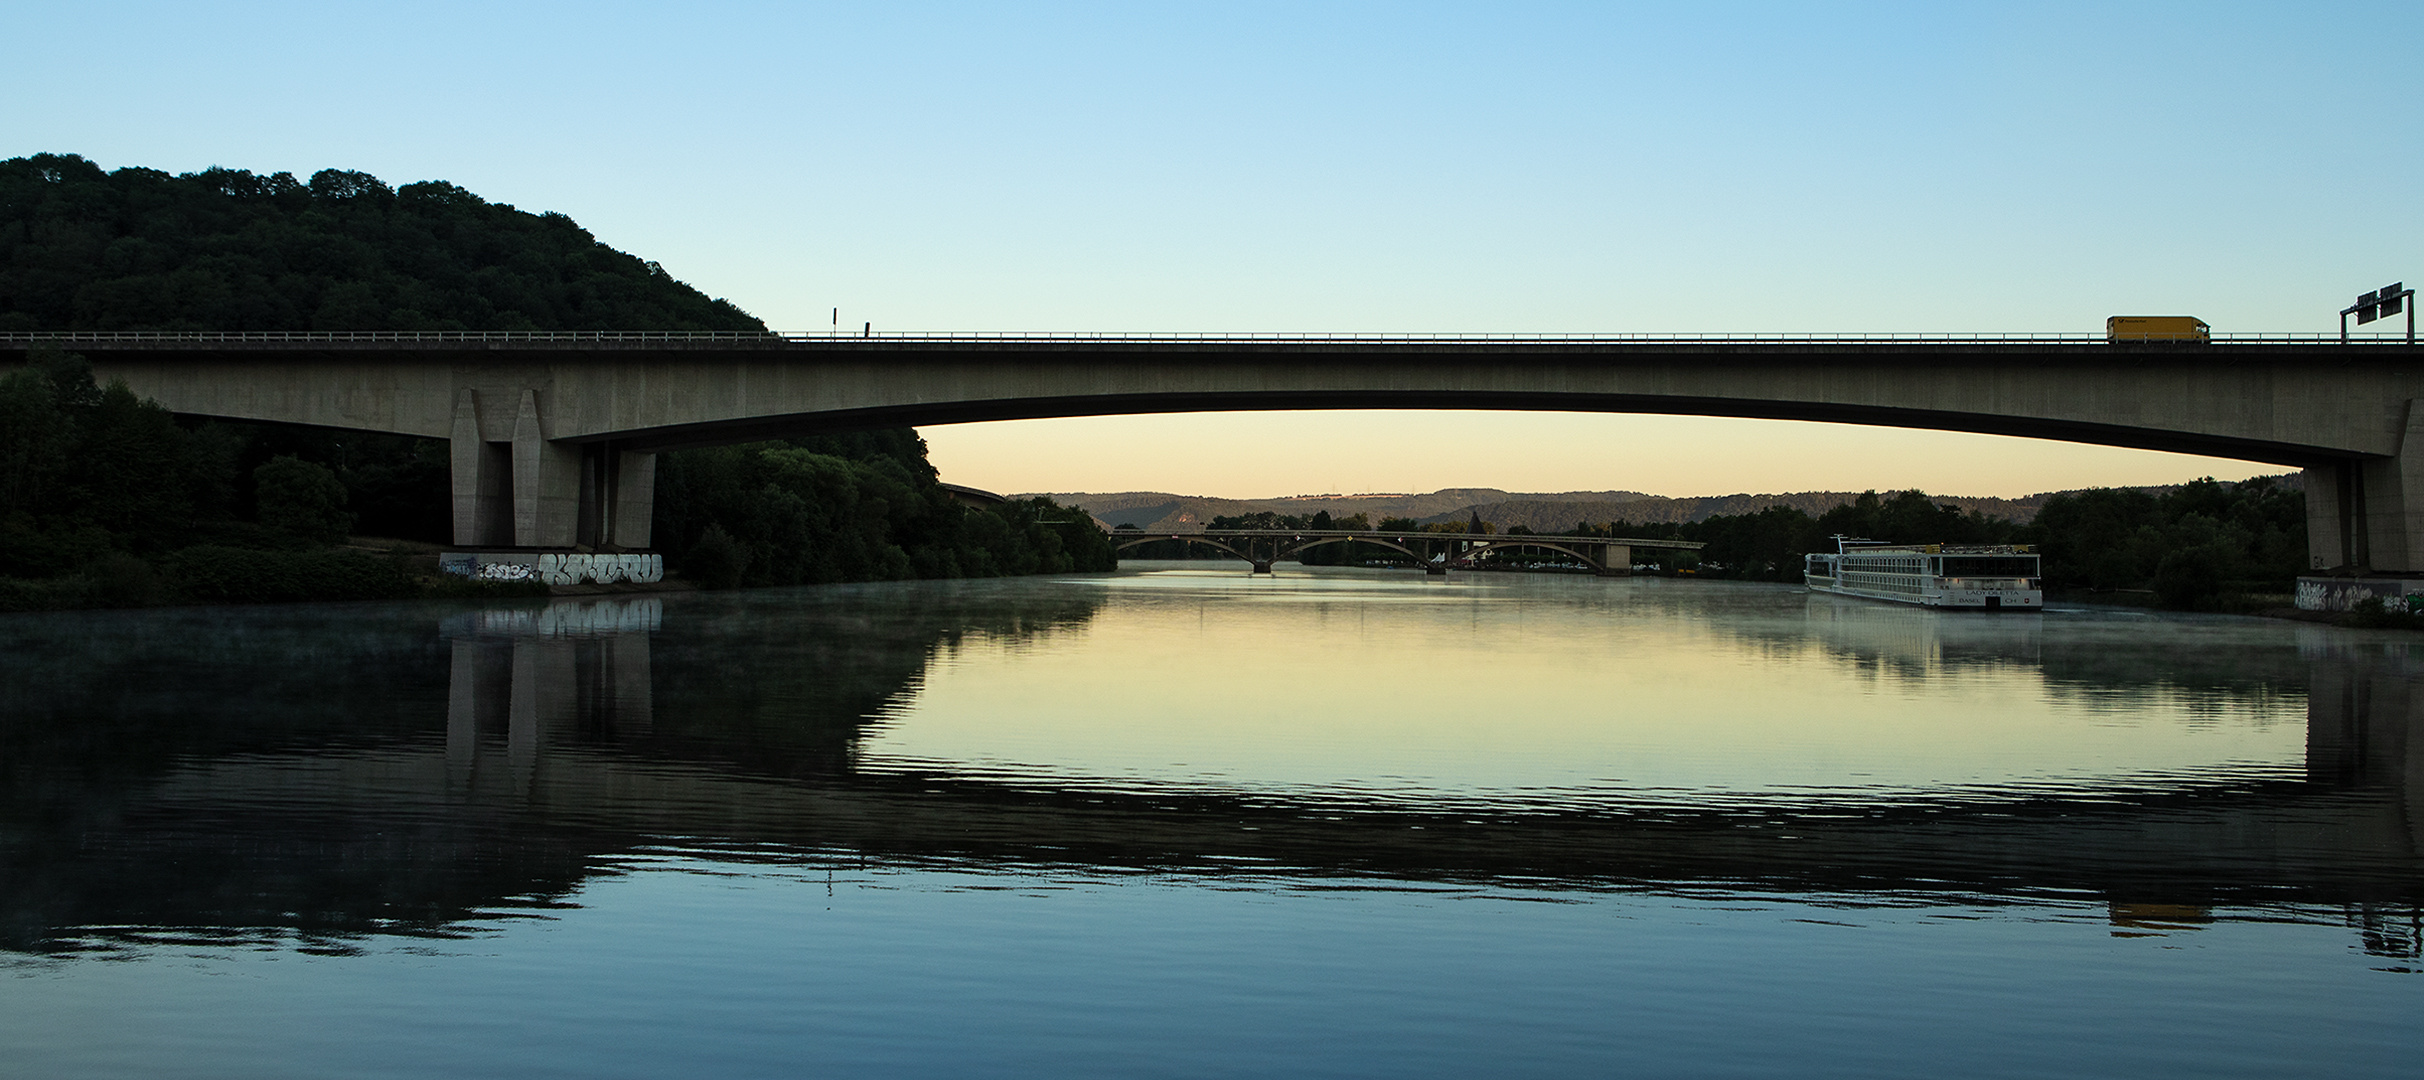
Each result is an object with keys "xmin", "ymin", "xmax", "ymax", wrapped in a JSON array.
[
  {"xmin": 0, "ymin": 153, "xmax": 759, "ymax": 332},
  {"xmin": 653, "ymin": 429, "xmax": 1113, "ymax": 590},
  {"xmin": 0, "ymin": 153, "xmax": 1110, "ymax": 607}
]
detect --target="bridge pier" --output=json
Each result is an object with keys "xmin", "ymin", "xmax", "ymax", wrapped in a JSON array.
[
  {"xmin": 510, "ymin": 389, "xmax": 582, "ymax": 547},
  {"xmin": 451, "ymin": 390, "xmax": 513, "ymax": 546},
  {"xmin": 1596, "ymin": 543, "xmax": 1631, "ymax": 577},
  {"xmin": 2356, "ymin": 402, "xmax": 2424, "ymax": 573},
  {"xmin": 451, "ymin": 389, "xmax": 655, "ymax": 550},
  {"xmin": 1250, "ymin": 559, "xmax": 1273, "ymax": 574},
  {"xmin": 2303, "ymin": 401, "xmax": 2424, "ymax": 575}
]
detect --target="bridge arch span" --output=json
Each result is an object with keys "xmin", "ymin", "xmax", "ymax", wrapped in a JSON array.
[
  {"xmin": 1112, "ymin": 535, "xmax": 1258, "ymax": 566},
  {"xmin": 1457, "ymin": 538, "xmax": 1619, "ymax": 572},
  {"xmin": 1272, "ymin": 534, "xmax": 1430, "ymax": 566}
]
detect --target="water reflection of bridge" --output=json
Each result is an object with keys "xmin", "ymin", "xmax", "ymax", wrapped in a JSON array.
[
  {"xmin": 442, "ymin": 600, "xmax": 660, "ymax": 786},
  {"xmin": 2, "ymin": 593, "xmax": 2418, "ymax": 962},
  {"xmin": 1110, "ymin": 529, "xmax": 1703, "ymax": 575}
]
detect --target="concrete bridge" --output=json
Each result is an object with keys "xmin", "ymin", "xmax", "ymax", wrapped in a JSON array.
[
  {"xmin": 1112, "ymin": 527, "xmax": 1700, "ymax": 575},
  {"xmin": 7, "ymin": 330, "xmax": 2423, "ymax": 573}
]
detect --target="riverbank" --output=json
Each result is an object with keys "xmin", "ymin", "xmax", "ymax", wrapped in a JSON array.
[{"xmin": 0, "ymin": 536, "xmax": 548, "ymax": 613}]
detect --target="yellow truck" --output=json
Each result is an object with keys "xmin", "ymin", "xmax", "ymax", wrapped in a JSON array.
[{"xmin": 2106, "ymin": 315, "xmax": 2210, "ymax": 343}]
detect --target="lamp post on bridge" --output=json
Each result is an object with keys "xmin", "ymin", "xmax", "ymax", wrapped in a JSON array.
[{"xmin": 2341, "ymin": 281, "xmax": 2415, "ymax": 344}]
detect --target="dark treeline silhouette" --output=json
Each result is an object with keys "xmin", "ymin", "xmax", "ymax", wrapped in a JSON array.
[
  {"xmin": 1579, "ymin": 479, "xmax": 2305, "ymax": 609},
  {"xmin": 1133, "ymin": 481, "xmax": 2310, "ymax": 608},
  {"xmin": 0, "ymin": 153, "xmax": 758, "ymax": 332},
  {"xmin": 654, "ymin": 429, "xmax": 1114, "ymax": 589},
  {"xmin": 0, "ymin": 154, "xmax": 1112, "ymax": 605}
]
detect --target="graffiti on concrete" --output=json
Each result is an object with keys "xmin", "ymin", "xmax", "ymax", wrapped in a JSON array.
[
  {"xmin": 2295, "ymin": 576, "xmax": 2424, "ymax": 612},
  {"xmin": 439, "ymin": 552, "xmax": 664, "ymax": 586},
  {"xmin": 537, "ymin": 553, "xmax": 664, "ymax": 585}
]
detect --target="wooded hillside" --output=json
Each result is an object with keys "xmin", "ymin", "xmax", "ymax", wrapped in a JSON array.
[{"xmin": 0, "ymin": 153, "xmax": 759, "ymax": 333}]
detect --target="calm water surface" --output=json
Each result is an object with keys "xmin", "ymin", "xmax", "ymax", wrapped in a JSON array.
[{"xmin": 3, "ymin": 563, "xmax": 2419, "ymax": 1077}]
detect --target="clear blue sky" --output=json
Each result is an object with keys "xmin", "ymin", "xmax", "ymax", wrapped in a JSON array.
[{"xmin": 12, "ymin": 3, "xmax": 2418, "ymax": 496}]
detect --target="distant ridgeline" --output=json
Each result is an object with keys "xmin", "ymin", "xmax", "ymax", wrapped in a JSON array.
[
  {"xmin": 1031, "ymin": 483, "xmax": 2303, "ymax": 535},
  {"xmin": 0, "ymin": 153, "xmax": 1108, "ymax": 608}
]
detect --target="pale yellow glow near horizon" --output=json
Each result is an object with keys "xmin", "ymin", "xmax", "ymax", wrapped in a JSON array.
[{"xmin": 918, "ymin": 411, "xmax": 2290, "ymax": 501}]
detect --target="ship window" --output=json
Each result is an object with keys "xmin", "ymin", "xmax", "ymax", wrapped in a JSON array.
[{"xmin": 1941, "ymin": 557, "xmax": 2038, "ymax": 576}]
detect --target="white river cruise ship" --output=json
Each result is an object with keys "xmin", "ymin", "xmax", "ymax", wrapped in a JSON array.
[{"xmin": 1804, "ymin": 538, "xmax": 2043, "ymax": 610}]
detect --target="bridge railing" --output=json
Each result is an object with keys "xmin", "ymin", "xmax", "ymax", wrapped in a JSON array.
[
  {"xmin": 1, "ymin": 329, "xmax": 2416, "ymax": 345},
  {"xmin": 751, "ymin": 330, "xmax": 2411, "ymax": 344},
  {"xmin": 0, "ymin": 330, "xmax": 787, "ymax": 344}
]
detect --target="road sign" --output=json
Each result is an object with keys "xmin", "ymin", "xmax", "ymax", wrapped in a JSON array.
[{"xmin": 2342, "ymin": 280, "xmax": 2416, "ymax": 343}]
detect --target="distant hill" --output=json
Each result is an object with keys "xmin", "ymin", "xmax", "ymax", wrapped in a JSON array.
[
  {"xmin": 1421, "ymin": 491, "xmax": 2057, "ymax": 532},
  {"xmin": 1038, "ymin": 489, "xmax": 1558, "ymax": 531},
  {"xmin": 1029, "ymin": 478, "xmax": 2301, "ymax": 532}
]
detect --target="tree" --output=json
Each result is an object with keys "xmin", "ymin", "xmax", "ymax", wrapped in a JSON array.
[
  {"xmin": 253, "ymin": 456, "xmax": 353, "ymax": 544},
  {"xmin": 0, "ymin": 363, "xmax": 69, "ymax": 519}
]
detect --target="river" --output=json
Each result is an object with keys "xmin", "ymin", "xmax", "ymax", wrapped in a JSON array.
[{"xmin": 2, "ymin": 563, "xmax": 2418, "ymax": 1077}]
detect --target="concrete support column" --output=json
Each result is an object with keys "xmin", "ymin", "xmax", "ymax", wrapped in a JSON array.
[
  {"xmin": 512, "ymin": 389, "xmax": 582, "ymax": 548},
  {"xmin": 451, "ymin": 390, "xmax": 511, "ymax": 546},
  {"xmin": 2305, "ymin": 464, "xmax": 2352, "ymax": 572},
  {"xmin": 611, "ymin": 450, "xmax": 657, "ymax": 549},
  {"xmin": 2347, "ymin": 400, "xmax": 2424, "ymax": 574},
  {"xmin": 1599, "ymin": 544, "xmax": 1631, "ymax": 577}
]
